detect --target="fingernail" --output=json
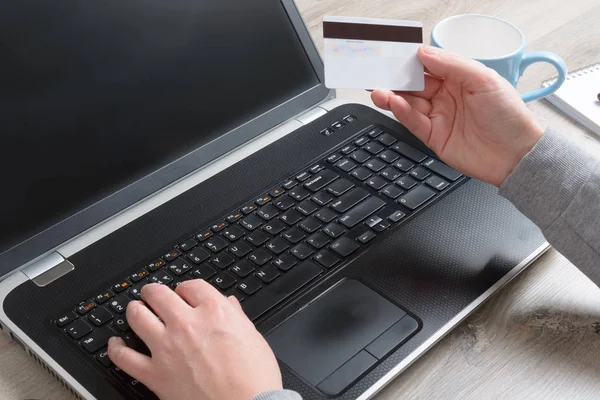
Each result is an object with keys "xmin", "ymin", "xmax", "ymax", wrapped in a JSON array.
[
  {"xmin": 108, "ymin": 336, "xmax": 123, "ymax": 346},
  {"xmin": 422, "ymin": 46, "xmax": 441, "ymax": 55}
]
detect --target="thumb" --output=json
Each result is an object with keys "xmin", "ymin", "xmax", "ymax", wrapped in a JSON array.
[{"xmin": 418, "ymin": 46, "xmax": 494, "ymax": 89}]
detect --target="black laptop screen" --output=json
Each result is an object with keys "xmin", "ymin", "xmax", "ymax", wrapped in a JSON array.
[{"xmin": 0, "ymin": 0, "xmax": 320, "ymax": 254}]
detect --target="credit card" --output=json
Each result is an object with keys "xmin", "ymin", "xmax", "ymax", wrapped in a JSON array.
[{"xmin": 323, "ymin": 16, "xmax": 424, "ymax": 91}]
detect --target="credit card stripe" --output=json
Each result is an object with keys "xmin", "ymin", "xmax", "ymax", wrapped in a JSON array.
[{"xmin": 323, "ymin": 22, "xmax": 422, "ymax": 43}]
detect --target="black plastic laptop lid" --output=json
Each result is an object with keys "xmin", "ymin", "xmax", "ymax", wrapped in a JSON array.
[{"xmin": 0, "ymin": 0, "xmax": 330, "ymax": 277}]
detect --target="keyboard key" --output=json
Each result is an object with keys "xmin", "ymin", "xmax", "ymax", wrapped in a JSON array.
[
  {"xmin": 311, "ymin": 191, "xmax": 333, "ymax": 206},
  {"xmin": 343, "ymin": 114, "xmax": 357, "ymax": 124},
  {"xmin": 94, "ymin": 290, "xmax": 114, "ymax": 305},
  {"xmin": 331, "ymin": 121, "xmax": 345, "ymax": 130},
  {"xmin": 335, "ymin": 158, "xmax": 357, "ymax": 173},
  {"xmin": 296, "ymin": 171, "xmax": 311, "ymax": 182},
  {"xmin": 196, "ymin": 230, "xmax": 213, "ymax": 242},
  {"xmin": 242, "ymin": 261, "xmax": 322, "ymax": 321},
  {"xmin": 283, "ymin": 179, "xmax": 298, "ymax": 190},
  {"xmin": 350, "ymin": 149, "xmax": 371, "ymax": 163},
  {"xmin": 397, "ymin": 185, "xmax": 436, "ymax": 210},
  {"xmin": 327, "ymin": 179, "xmax": 354, "ymax": 196},
  {"xmin": 150, "ymin": 271, "xmax": 174, "ymax": 285},
  {"xmin": 256, "ymin": 266, "xmax": 280, "ymax": 283},
  {"xmin": 298, "ymin": 217, "xmax": 322, "ymax": 233},
  {"xmin": 274, "ymin": 195, "xmax": 295, "ymax": 210},
  {"xmin": 364, "ymin": 142, "xmax": 385, "ymax": 155},
  {"xmin": 314, "ymin": 208, "xmax": 337, "ymax": 223},
  {"xmin": 323, "ymin": 223, "xmax": 346, "ymax": 239},
  {"xmin": 130, "ymin": 270, "xmax": 149, "ymax": 283},
  {"xmin": 170, "ymin": 275, "xmax": 193, "ymax": 289},
  {"xmin": 257, "ymin": 204, "xmax": 279, "ymax": 220},
  {"xmin": 77, "ymin": 301, "xmax": 96, "ymax": 315},
  {"xmin": 365, "ymin": 159, "xmax": 386, "ymax": 172},
  {"xmin": 231, "ymin": 260, "xmax": 255, "ymax": 278},
  {"xmin": 380, "ymin": 150, "xmax": 401, "ymax": 164},
  {"xmin": 147, "ymin": 259, "xmax": 166, "ymax": 272},
  {"xmin": 330, "ymin": 188, "xmax": 369, "ymax": 213},
  {"xmin": 229, "ymin": 241, "xmax": 252, "ymax": 257},
  {"xmin": 373, "ymin": 220, "xmax": 391, "ymax": 232},
  {"xmin": 263, "ymin": 219, "xmax": 287, "ymax": 235},
  {"xmin": 224, "ymin": 288, "xmax": 245, "ymax": 303},
  {"xmin": 326, "ymin": 153, "xmax": 342, "ymax": 163},
  {"xmin": 178, "ymin": 239, "xmax": 197, "ymax": 252},
  {"xmin": 321, "ymin": 127, "xmax": 335, "ymax": 137},
  {"xmin": 392, "ymin": 142, "xmax": 427, "ymax": 162},
  {"xmin": 378, "ymin": 133, "xmax": 398, "ymax": 146},
  {"xmin": 304, "ymin": 170, "xmax": 339, "ymax": 192},
  {"xmin": 380, "ymin": 167, "xmax": 402, "ymax": 181},
  {"xmin": 307, "ymin": 233, "xmax": 330, "ymax": 249},
  {"xmin": 129, "ymin": 280, "xmax": 150, "ymax": 299},
  {"xmin": 112, "ymin": 280, "xmax": 131, "ymax": 294},
  {"xmin": 366, "ymin": 216, "xmax": 383, "ymax": 228},
  {"xmin": 246, "ymin": 230, "xmax": 270, "ymax": 246},
  {"xmin": 241, "ymin": 204, "xmax": 258, "ymax": 214},
  {"xmin": 396, "ymin": 175, "xmax": 418, "ymax": 190},
  {"xmin": 111, "ymin": 366, "xmax": 130, "ymax": 381},
  {"xmin": 96, "ymin": 349, "xmax": 112, "ymax": 367},
  {"xmin": 240, "ymin": 214, "xmax": 263, "ymax": 231},
  {"xmin": 313, "ymin": 250, "xmax": 340, "ymax": 269},
  {"xmin": 410, "ymin": 166, "xmax": 431, "ymax": 181},
  {"xmin": 426, "ymin": 175, "xmax": 450, "ymax": 191},
  {"xmin": 309, "ymin": 164, "xmax": 326, "ymax": 174},
  {"xmin": 57, "ymin": 312, "xmax": 78, "ymax": 327},
  {"xmin": 81, "ymin": 326, "xmax": 116, "ymax": 353},
  {"xmin": 423, "ymin": 158, "xmax": 462, "ymax": 181},
  {"xmin": 366, "ymin": 176, "xmax": 387, "ymax": 190},
  {"xmin": 211, "ymin": 221, "xmax": 228, "ymax": 232},
  {"xmin": 187, "ymin": 248, "xmax": 211, "ymax": 264},
  {"xmin": 354, "ymin": 136, "xmax": 369, "ymax": 146},
  {"xmin": 249, "ymin": 249, "xmax": 273, "ymax": 266},
  {"xmin": 389, "ymin": 210, "xmax": 406, "ymax": 223},
  {"xmin": 394, "ymin": 158, "xmax": 415, "ymax": 172},
  {"xmin": 357, "ymin": 231, "xmax": 376, "ymax": 244},
  {"xmin": 339, "ymin": 197, "xmax": 386, "ymax": 228},
  {"xmin": 272, "ymin": 253, "xmax": 298, "ymax": 271},
  {"xmin": 226, "ymin": 212, "xmax": 243, "ymax": 223},
  {"xmin": 265, "ymin": 237, "xmax": 290, "ymax": 255},
  {"xmin": 351, "ymin": 167, "xmax": 372, "ymax": 181},
  {"xmin": 296, "ymin": 200, "xmax": 318, "ymax": 216},
  {"xmin": 212, "ymin": 272, "xmax": 237, "ymax": 290},
  {"xmin": 210, "ymin": 253, "xmax": 234, "ymax": 270},
  {"xmin": 269, "ymin": 187, "xmax": 285, "ymax": 198},
  {"xmin": 255, "ymin": 195, "xmax": 272, "ymax": 206},
  {"xmin": 366, "ymin": 127, "xmax": 383, "ymax": 138},
  {"xmin": 222, "ymin": 225, "xmax": 245, "ymax": 241},
  {"xmin": 289, "ymin": 187, "xmax": 311, "ymax": 201},
  {"xmin": 122, "ymin": 333, "xmax": 150, "ymax": 356},
  {"xmin": 192, "ymin": 264, "xmax": 217, "ymax": 280},
  {"xmin": 164, "ymin": 249, "xmax": 182, "ymax": 262},
  {"xmin": 280, "ymin": 209, "xmax": 303, "ymax": 225},
  {"xmin": 88, "ymin": 307, "xmax": 113, "ymax": 327},
  {"xmin": 108, "ymin": 296, "xmax": 130, "ymax": 314},
  {"xmin": 67, "ymin": 319, "xmax": 92, "ymax": 339},
  {"xmin": 340, "ymin": 145, "xmax": 356, "ymax": 155},
  {"xmin": 283, "ymin": 227, "xmax": 305, "ymax": 244},
  {"xmin": 238, "ymin": 278, "xmax": 262, "ymax": 296},
  {"xmin": 204, "ymin": 236, "xmax": 229, "ymax": 252},
  {"xmin": 382, "ymin": 185, "xmax": 404, "ymax": 199},
  {"xmin": 330, "ymin": 237, "xmax": 360, "ymax": 257}
]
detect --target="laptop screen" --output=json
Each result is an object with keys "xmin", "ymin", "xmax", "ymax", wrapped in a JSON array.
[{"xmin": 0, "ymin": 0, "xmax": 321, "ymax": 254}]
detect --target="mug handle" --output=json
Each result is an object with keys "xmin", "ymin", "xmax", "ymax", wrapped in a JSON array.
[{"xmin": 519, "ymin": 51, "xmax": 567, "ymax": 103}]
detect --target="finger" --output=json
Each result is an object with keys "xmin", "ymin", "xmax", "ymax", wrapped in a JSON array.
[
  {"xmin": 418, "ymin": 46, "xmax": 494, "ymax": 89},
  {"xmin": 395, "ymin": 93, "xmax": 432, "ymax": 116},
  {"xmin": 126, "ymin": 300, "xmax": 165, "ymax": 348},
  {"xmin": 393, "ymin": 74, "xmax": 443, "ymax": 100},
  {"xmin": 176, "ymin": 279, "xmax": 222, "ymax": 308},
  {"xmin": 227, "ymin": 295, "xmax": 243, "ymax": 313},
  {"xmin": 384, "ymin": 91, "xmax": 432, "ymax": 145},
  {"xmin": 141, "ymin": 283, "xmax": 191, "ymax": 325},
  {"xmin": 371, "ymin": 89, "xmax": 392, "ymax": 111},
  {"xmin": 108, "ymin": 336, "xmax": 154, "ymax": 380}
]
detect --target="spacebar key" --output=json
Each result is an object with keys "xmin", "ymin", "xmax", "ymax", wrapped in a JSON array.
[
  {"xmin": 242, "ymin": 261, "xmax": 322, "ymax": 321},
  {"xmin": 339, "ymin": 197, "xmax": 386, "ymax": 228}
]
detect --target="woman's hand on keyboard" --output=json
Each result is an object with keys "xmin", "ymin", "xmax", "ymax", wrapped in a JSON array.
[
  {"xmin": 107, "ymin": 281, "xmax": 282, "ymax": 400},
  {"xmin": 371, "ymin": 45, "xmax": 544, "ymax": 187}
]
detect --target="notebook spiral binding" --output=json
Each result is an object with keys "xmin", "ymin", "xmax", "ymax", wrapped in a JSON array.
[{"xmin": 543, "ymin": 62, "xmax": 600, "ymax": 87}]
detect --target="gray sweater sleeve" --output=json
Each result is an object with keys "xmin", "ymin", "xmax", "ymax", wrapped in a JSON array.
[
  {"xmin": 251, "ymin": 390, "xmax": 303, "ymax": 400},
  {"xmin": 499, "ymin": 128, "xmax": 600, "ymax": 278}
]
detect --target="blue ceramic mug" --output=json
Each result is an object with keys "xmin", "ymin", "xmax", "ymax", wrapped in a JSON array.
[{"xmin": 431, "ymin": 14, "xmax": 567, "ymax": 102}]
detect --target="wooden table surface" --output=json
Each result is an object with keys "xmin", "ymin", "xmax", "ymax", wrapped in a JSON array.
[{"xmin": 2, "ymin": 0, "xmax": 600, "ymax": 399}]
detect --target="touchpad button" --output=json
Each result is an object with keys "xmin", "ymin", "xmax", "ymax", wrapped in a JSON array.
[{"xmin": 266, "ymin": 279, "xmax": 407, "ymax": 389}]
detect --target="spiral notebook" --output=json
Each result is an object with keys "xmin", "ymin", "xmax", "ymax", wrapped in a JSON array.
[{"xmin": 542, "ymin": 63, "xmax": 600, "ymax": 136}]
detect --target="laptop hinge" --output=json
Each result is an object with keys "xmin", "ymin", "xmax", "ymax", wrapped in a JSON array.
[
  {"xmin": 295, "ymin": 106, "xmax": 327, "ymax": 125},
  {"xmin": 22, "ymin": 252, "xmax": 74, "ymax": 287}
]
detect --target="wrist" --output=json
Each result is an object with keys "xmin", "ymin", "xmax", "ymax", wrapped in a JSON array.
[{"xmin": 498, "ymin": 121, "xmax": 544, "ymax": 187}]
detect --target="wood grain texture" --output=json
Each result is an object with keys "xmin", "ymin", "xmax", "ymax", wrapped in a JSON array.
[{"xmin": 2, "ymin": 1, "xmax": 599, "ymax": 399}]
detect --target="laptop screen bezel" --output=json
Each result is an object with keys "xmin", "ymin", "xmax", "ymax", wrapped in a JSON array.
[{"xmin": 0, "ymin": 0, "xmax": 332, "ymax": 278}]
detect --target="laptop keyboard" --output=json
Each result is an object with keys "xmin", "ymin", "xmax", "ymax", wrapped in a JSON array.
[{"xmin": 53, "ymin": 121, "xmax": 463, "ymax": 399}]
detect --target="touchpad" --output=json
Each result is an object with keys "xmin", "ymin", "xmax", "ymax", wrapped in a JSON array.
[{"xmin": 266, "ymin": 279, "xmax": 419, "ymax": 396}]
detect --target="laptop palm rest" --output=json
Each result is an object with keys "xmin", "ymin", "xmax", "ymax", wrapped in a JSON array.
[{"xmin": 266, "ymin": 279, "xmax": 419, "ymax": 396}]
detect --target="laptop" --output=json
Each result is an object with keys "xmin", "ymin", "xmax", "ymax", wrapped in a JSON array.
[{"xmin": 0, "ymin": 1, "xmax": 549, "ymax": 399}]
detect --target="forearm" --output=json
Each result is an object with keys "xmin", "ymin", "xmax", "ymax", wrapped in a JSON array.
[
  {"xmin": 499, "ymin": 128, "xmax": 600, "ymax": 279},
  {"xmin": 251, "ymin": 390, "xmax": 303, "ymax": 400}
]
